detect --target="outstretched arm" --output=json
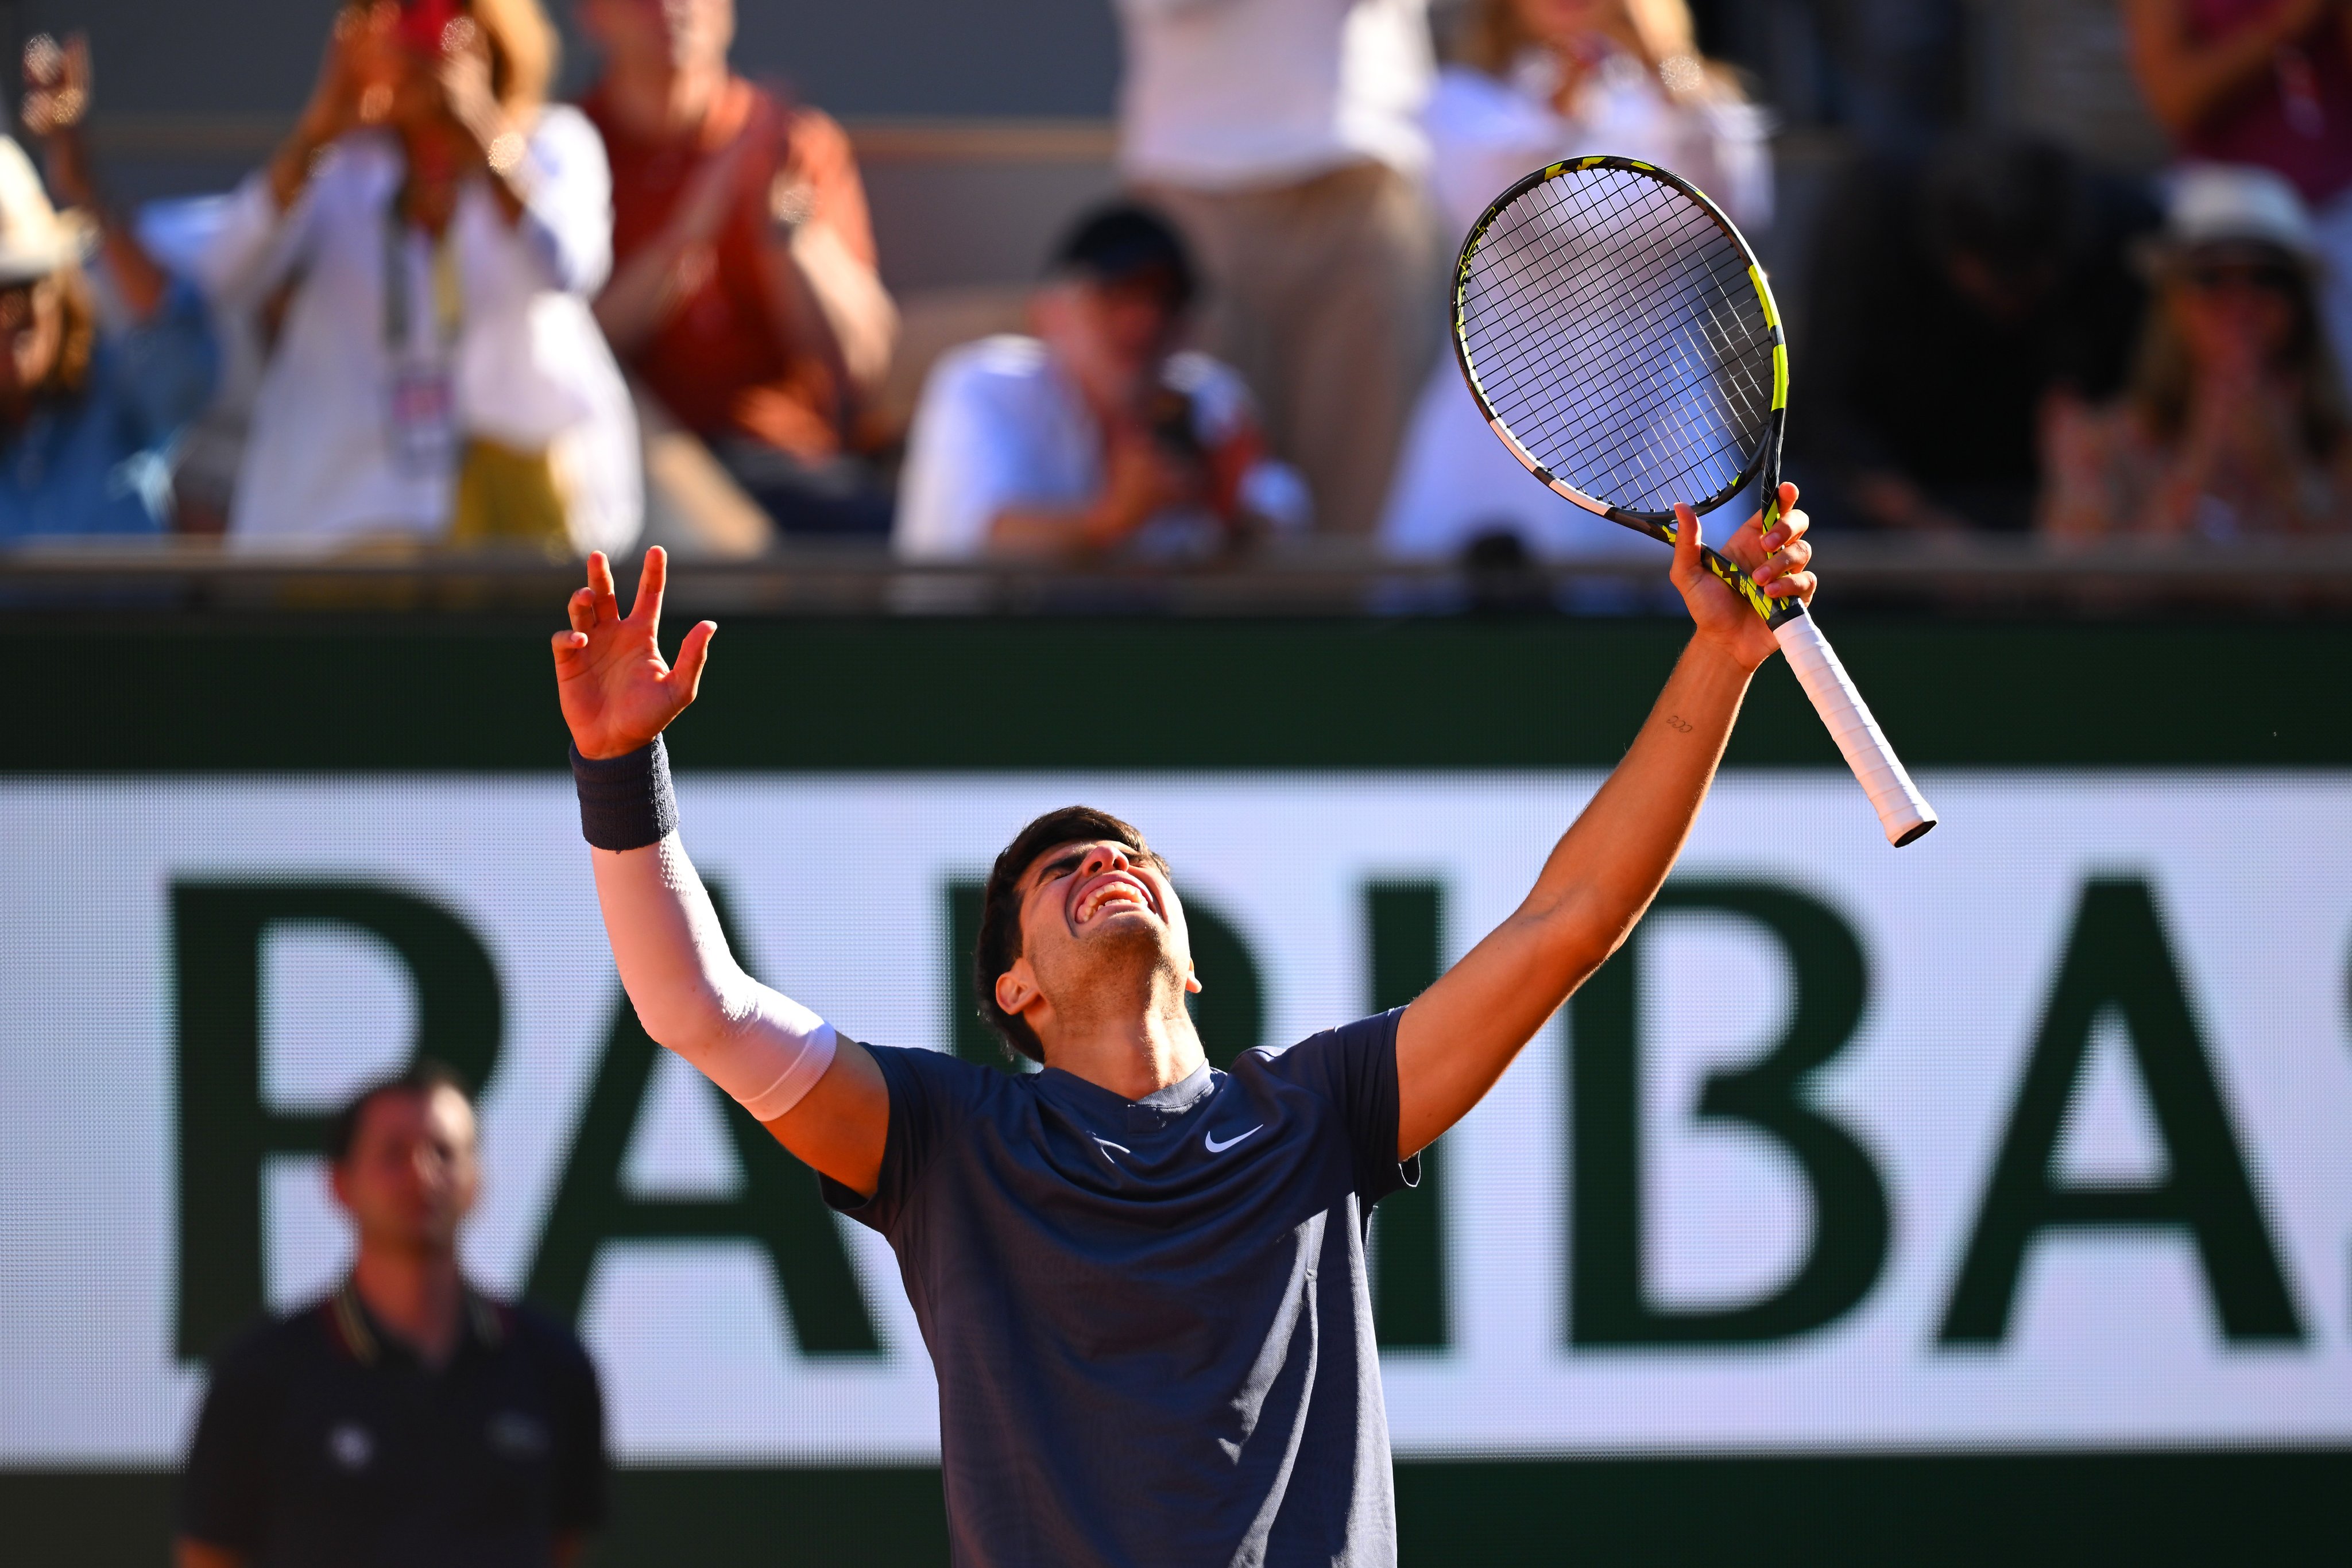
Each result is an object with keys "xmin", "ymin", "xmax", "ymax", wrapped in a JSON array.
[
  {"xmin": 555, "ymin": 549, "xmax": 888, "ymax": 1194},
  {"xmin": 1391, "ymin": 488, "xmax": 1817, "ymax": 1158}
]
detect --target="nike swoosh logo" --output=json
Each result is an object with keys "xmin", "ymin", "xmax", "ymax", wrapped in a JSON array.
[{"xmin": 1204, "ymin": 1124, "xmax": 1264, "ymax": 1155}]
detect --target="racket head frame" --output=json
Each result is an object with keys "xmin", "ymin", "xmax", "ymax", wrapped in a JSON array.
[{"xmin": 1451, "ymin": 154, "xmax": 1795, "ymax": 625}]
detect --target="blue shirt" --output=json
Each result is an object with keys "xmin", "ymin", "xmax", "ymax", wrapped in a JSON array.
[
  {"xmin": 0, "ymin": 278, "xmax": 216, "ymax": 539},
  {"xmin": 825, "ymin": 1011, "xmax": 1418, "ymax": 1568}
]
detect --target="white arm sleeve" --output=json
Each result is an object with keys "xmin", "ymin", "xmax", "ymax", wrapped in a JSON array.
[{"xmin": 590, "ymin": 834, "xmax": 837, "ymax": 1121}]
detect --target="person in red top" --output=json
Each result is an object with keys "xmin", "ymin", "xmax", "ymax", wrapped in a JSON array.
[
  {"xmin": 2126, "ymin": 0, "xmax": 2352, "ymax": 392},
  {"xmin": 577, "ymin": 0, "xmax": 896, "ymax": 537}
]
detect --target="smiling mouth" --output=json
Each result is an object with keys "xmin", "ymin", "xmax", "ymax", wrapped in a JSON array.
[{"xmin": 1071, "ymin": 874, "xmax": 1157, "ymax": 927}]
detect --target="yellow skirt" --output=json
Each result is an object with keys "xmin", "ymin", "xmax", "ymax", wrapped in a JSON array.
[{"xmin": 448, "ymin": 437, "xmax": 568, "ymax": 549}]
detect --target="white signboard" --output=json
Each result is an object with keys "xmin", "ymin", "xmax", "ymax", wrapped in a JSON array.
[{"xmin": 2, "ymin": 773, "xmax": 2347, "ymax": 1466}]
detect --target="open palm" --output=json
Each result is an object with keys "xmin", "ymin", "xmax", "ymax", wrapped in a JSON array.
[{"xmin": 552, "ymin": 548, "xmax": 715, "ymax": 760}]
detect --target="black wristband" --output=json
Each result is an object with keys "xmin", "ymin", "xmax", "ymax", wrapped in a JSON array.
[{"xmin": 571, "ymin": 736, "xmax": 678, "ymax": 851}]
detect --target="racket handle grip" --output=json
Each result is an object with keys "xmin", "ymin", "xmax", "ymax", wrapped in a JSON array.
[{"xmin": 1773, "ymin": 611, "xmax": 1937, "ymax": 847}]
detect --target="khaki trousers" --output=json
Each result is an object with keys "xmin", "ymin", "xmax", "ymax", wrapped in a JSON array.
[{"xmin": 1135, "ymin": 161, "xmax": 1439, "ymax": 539}]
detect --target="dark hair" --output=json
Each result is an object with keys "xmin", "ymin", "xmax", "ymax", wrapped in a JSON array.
[
  {"xmin": 325, "ymin": 1059, "xmax": 474, "ymax": 1164},
  {"xmin": 973, "ymin": 806, "xmax": 1167, "ymax": 1064},
  {"xmin": 1918, "ymin": 134, "xmax": 2085, "ymax": 281},
  {"xmin": 1048, "ymin": 202, "xmax": 1197, "ymax": 313}
]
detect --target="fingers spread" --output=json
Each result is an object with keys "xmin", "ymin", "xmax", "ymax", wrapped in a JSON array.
[
  {"xmin": 630, "ymin": 545, "xmax": 668, "ymax": 634},
  {"xmin": 586, "ymin": 552, "xmax": 618, "ymax": 622},
  {"xmin": 672, "ymin": 620, "xmax": 717, "ymax": 703}
]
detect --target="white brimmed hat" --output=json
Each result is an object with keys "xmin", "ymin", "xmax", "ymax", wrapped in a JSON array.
[
  {"xmin": 0, "ymin": 135, "xmax": 90, "ymax": 285},
  {"xmin": 2162, "ymin": 163, "xmax": 2318, "ymax": 259}
]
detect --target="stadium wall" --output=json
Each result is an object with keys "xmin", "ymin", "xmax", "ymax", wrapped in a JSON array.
[{"xmin": 4, "ymin": 613, "xmax": 2348, "ymax": 1565}]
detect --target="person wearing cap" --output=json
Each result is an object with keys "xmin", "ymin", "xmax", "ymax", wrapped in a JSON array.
[
  {"xmin": 2123, "ymin": 0, "xmax": 2352, "ymax": 390},
  {"xmin": 2041, "ymin": 162, "xmax": 2352, "ymax": 538},
  {"xmin": 892, "ymin": 201, "xmax": 1309, "ymax": 562},
  {"xmin": 188, "ymin": 0, "xmax": 637, "ymax": 553},
  {"xmin": 578, "ymin": 0, "xmax": 898, "ymax": 540},
  {"xmin": 0, "ymin": 35, "xmax": 215, "ymax": 539},
  {"xmin": 177, "ymin": 1063, "xmax": 607, "ymax": 1568}
]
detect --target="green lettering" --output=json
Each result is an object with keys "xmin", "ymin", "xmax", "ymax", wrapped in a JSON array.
[
  {"xmin": 1940, "ymin": 878, "xmax": 2301, "ymax": 1345},
  {"xmin": 1569, "ymin": 881, "xmax": 1887, "ymax": 1345},
  {"xmin": 525, "ymin": 885, "xmax": 880, "ymax": 1354},
  {"xmin": 173, "ymin": 881, "xmax": 500, "ymax": 1360},
  {"xmin": 1368, "ymin": 881, "xmax": 1449, "ymax": 1349}
]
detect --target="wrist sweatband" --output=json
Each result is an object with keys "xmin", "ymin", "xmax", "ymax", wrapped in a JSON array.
[{"xmin": 572, "ymin": 737, "xmax": 678, "ymax": 851}]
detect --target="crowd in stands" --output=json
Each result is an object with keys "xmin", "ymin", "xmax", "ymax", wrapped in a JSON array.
[{"xmin": 2, "ymin": 0, "xmax": 2351, "ymax": 565}]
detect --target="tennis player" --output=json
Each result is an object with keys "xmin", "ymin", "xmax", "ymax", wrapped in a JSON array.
[{"xmin": 551, "ymin": 488, "xmax": 1814, "ymax": 1566}]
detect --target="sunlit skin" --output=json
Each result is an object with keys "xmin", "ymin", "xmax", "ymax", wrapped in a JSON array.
[
  {"xmin": 554, "ymin": 475, "xmax": 1816, "ymax": 1188},
  {"xmin": 577, "ymin": 0, "xmax": 734, "ymax": 85},
  {"xmin": 268, "ymin": 3, "xmax": 533, "ymax": 234}
]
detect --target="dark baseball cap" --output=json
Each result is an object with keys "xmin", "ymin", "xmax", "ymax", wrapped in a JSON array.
[{"xmin": 1049, "ymin": 202, "xmax": 1197, "ymax": 311}]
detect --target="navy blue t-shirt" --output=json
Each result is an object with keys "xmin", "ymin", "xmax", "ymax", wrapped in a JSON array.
[{"xmin": 823, "ymin": 1009, "xmax": 1418, "ymax": 1568}]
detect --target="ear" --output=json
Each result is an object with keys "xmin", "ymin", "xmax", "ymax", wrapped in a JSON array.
[
  {"xmin": 995, "ymin": 955, "xmax": 1041, "ymax": 1021},
  {"xmin": 1184, "ymin": 966, "xmax": 1202, "ymax": 996}
]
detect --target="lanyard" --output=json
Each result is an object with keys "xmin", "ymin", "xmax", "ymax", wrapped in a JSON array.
[{"xmin": 382, "ymin": 194, "xmax": 464, "ymax": 356}]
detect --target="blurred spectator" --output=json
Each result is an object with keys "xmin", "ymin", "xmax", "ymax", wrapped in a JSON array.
[
  {"xmin": 1784, "ymin": 0, "xmax": 1966, "ymax": 154},
  {"xmin": 1117, "ymin": 0, "xmax": 1439, "ymax": 540},
  {"xmin": 1792, "ymin": 134, "xmax": 2158, "ymax": 533},
  {"xmin": 2042, "ymin": 164, "xmax": 2352, "ymax": 537},
  {"xmin": 2123, "ymin": 0, "xmax": 2352, "ymax": 382},
  {"xmin": 178, "ymin": 1064, "xmax": 606, "ymax": 1568},
  {"xmin": 578, "ymin": 0, "xmax": 898, "ymax": 540},
  {"xmin": 0, "ymin": 37, "xmax": 215, "ymax": 540},
  {"xmin": 895, "ymin": 203, "xmax": 1308, "ymax": 561},
  {"xmin": 1381, "ymin": 0, "xmax": 1769, "ymax": 564},
  {"xmin": 194, "ymin": 0, "xmax": 637, "ymax": 553}
]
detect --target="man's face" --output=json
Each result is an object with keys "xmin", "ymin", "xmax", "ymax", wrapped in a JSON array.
[
  {"xmin": 1033, "ymin": 276, "xmax": 1183, "ymax": 410},
  {"xmin": 578, "ymin": 0, "xmax": 734, "ymax": 72},
  {"xmin": 330, "ymin": 1086, "xmax": 481, "ymax": 1255},
  {"xmin": 996, "ymin": 839, "xmax": 1197, "ymax": 1044}
]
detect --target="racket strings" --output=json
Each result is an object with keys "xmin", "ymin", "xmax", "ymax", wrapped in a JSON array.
[
  {"xmin": 1473, "ymin": 185, "xmax": 1761, "ymax": 498},
  {"xmin": 1459, "ymin": 166, "xmax": 1776, "ymax": 514},
  {"xmin": 1469, "ymin": 176, "xmax": 1763, "ymax": 470}
]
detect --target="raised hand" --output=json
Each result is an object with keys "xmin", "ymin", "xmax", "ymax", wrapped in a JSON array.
[
  {"xmin": 552, "ymin": 548, "xmax": 716, "ymax": 760},
  {"xmin": 1670, "ymin": 481, "xmax": 1816, "ymax": 672}
]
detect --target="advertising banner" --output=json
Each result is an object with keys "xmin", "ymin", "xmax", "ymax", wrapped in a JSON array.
[{"xmin": 5, "ymin": 771, "xmax": 2348, "ymax": 1469}]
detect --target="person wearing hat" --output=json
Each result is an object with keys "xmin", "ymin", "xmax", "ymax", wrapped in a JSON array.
[
  {"xmin": 893, "ymin": 201, "xmax": 1308, "ymax": 562},
  {"xmin": 2041, "ymin": 162, "xmax": 2352, "ymax": 538},
  {"xmin": 0, "ymin": 34, "xmax": 216, "ymax": 539},
  {"xmin": 2123, "ymin": 0, "xmax": 2352, "ymax": 393}
]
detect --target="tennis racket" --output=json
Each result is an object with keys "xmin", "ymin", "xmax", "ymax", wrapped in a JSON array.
[{"xmin": 1453, "ymin": 154, "xmax": 1936, "ymax": 847}]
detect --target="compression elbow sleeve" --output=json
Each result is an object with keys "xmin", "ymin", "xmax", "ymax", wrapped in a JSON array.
[{"xmin": 582, "ymin": 757, "xmax": 836, "ymax": 1121}]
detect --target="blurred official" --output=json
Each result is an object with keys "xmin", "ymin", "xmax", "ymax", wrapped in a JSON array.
[{"xmin": 177, "ymin": 1064, "xmax": 606, "ymax": 1568}]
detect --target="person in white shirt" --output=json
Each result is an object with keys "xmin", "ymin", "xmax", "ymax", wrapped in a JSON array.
[
  {"xmin": 1380, "ymin": 0, "xmax": 1771, "ymax": 567},
  {"xmin": 1117, "ymin": 0, "xmax": 1439, "ymax": 541},
  {"xmin": 195, "ymin": 0, "xmax": 637, "ymax": 554},
  {"xmin": 895, "ymin": 203, "xmax": 1307, "ymax": 562}
]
